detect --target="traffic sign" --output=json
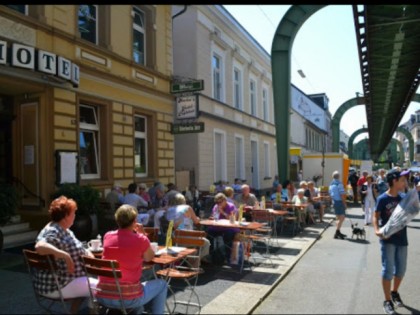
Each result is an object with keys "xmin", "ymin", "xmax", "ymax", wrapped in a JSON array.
[{"xmin": 170, "ymin": 80, "xmax": 204, "ymax": 94}]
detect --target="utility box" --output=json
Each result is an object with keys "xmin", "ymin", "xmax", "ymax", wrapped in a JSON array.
[{"xmin": 302, "ymin": 152, "xmax": 351, "ymax": 188}]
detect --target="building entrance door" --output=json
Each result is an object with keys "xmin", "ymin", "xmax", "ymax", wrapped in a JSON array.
[{"xmin": 0, "ymin": 119, "xmax": 12, "ymax": 183}]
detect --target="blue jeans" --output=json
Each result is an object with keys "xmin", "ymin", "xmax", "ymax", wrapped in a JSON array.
[
  {"xmin": 97, "ymin": 279, "xmax": 168, "ymax": 314},
  {"xmin": 380, "ymin": 243, "xmax": 408, "ymax": 281}
]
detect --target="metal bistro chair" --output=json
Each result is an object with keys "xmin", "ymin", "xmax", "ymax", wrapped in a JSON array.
[
  {"xmin": 156, "ymin": 229, "xmax": 206, "ymax": 314},
  {"xmin": 23, "ymin": 249, "xmax": 84, "ymax": 314},
  {"xmin": 246, "ymin": 210, "xmax": 275, "ymax": 267},
  {"xmin": 82, "ymin": 255, "xmax": 138, "ymax": 315},
  {"xmin": 280, "ymin": 203, "xmax": 300, "ymax": 236}
]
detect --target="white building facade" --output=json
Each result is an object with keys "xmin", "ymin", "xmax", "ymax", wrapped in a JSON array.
[{"xmin": 172, "ymin": 5, "xmax": 331, "ymax": 193}]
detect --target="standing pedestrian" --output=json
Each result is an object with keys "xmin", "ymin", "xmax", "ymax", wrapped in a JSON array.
[
  {"xmin": 361, "ymin": 175, "xmax": 377, "ymax": 226},
  {"xmin": 348, "ymin": 170, "xmax": 359, "ymax": 204},
  {"xmin": 373, "ymin": 169, "xmax": 407, "ymax": 315},
  {"xmin": 329, "ymin": 170, "xmax": 347, "ymax": 239},
  {"xmin": 357, "ymin": 170, "xmax": 369, "ymax": 206}
]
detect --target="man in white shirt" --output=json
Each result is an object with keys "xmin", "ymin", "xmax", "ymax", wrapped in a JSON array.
[{"xmin": 123, "ymin": 183, "xmax": 149, "ymax": 225}]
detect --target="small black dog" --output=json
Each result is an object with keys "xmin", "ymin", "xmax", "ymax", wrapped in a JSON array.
[{"xmin": 351, "ymin": 223, "xmax": 366, "ymax": 240}]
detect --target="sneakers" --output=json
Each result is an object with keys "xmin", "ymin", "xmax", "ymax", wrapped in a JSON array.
[
  {"xmin": 391, "ymin": 291, "xmax": 404, "ymax": 308},
  {"xmin": 334, "ymin": 230, "xmax": 347, "ymax": 239},
  {"xmin": 383, "ymin": 300, "xmax": 396, "ymax": 315}
]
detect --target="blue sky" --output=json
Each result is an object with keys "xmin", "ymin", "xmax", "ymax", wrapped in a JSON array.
[{"xmin": 224, "ymin": 5, "xmax": 419, "ymax": 143}]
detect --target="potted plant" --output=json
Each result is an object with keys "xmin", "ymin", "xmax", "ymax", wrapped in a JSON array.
[
  {"xmin": 0, "ymin": 182, "xmax": 20, "ymax": 252},
  {"xmin": 51, "ymin": 183, "xmax": 101, "ymax": 242}
]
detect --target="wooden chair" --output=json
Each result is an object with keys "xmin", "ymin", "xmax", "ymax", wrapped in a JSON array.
[
  {"xmin": 143, "ymin": 227, "xmax": 159, "ymax": 242},
  {"xmin": 280, "ymin": 204, "xmax": 300, "ymax": 236},
  {"xmin": 82, "ymin": 255, "xmax": 138, "ymax": 315},
  {"xmin": 23, "ymin": 249, "xmax": 84, "ymax": 314},
  {"xmin": 156, "ymin": 230, "xmax": 206, "ymax": 314}
]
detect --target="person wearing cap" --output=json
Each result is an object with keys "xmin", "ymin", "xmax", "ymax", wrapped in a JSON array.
[
  {"xmin": 329, "ymin": 170, "xmax": 347, "ymax": 239},
  {"xmin": 373, "ymin": 169, "xmax": 408, "ymax": 315}
]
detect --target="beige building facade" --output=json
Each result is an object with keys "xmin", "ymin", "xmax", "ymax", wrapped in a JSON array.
[{"xmin": 0, "ymin": 5, "xmax": 175, "ymax": 226}]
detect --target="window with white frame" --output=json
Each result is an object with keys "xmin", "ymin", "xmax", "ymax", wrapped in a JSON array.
[
  {"xmin": 133, "ymin": 6, "xmax": 146, "ymax": 65},
  {"xmin": 134, "ymin": 115, "xmax": 147, "ymax": 176},
  {"xmin": 78, "ymin": 5, "xmax": 98, "ymax": 44},
  {"xmin": 417, "ymin": 129, "xmax": 420, "ymax": 138},
  {"xmin": 4, "ymin": 5, "xmax": 27, "ymax": 14},
  {"xmin": 235, "ymin": 136, "xmax": 245, "ymax": 179},
  {"xmin": 264, "ymin": 142, "xmax": 270, "ymax": 178},
  {"xmin": 262, "ymin": 88, "xmax": 269, "ymax": 121},
  {"xmin": 79, "ymin": 104, "xmax": 100, "ymax": 179},
  {"xmin": 212, "ymin": 54, "xmax": 223, "ymax": 101},
  {"xmin": 214, "ymin": 131, "xmax": 226, "ymax": 183},
  {"xmin": 250, "ymin": 79, "xmax": 256, "ymax": 116},
  {"xmin": 233, "ymin": 67, "xmax": 242, "ymax": 110}
]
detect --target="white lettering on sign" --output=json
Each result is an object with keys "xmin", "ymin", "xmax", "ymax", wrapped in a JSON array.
[
  {"xmin": 58, "ymin": 56, "xmax": 71, "ymax": 80},
  {"xmin": 176, "ymin": 95, "xmax": 198, "ymax": 120}
]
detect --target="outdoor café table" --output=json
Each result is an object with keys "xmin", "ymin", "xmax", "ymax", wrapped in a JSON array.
[
  {"xmin": 198, "ymin": 219, "xmax": 264, "ymax": 271},
  {"xmin": 251, "ymin": 208, "xmax": 288, "ymax": 238}
]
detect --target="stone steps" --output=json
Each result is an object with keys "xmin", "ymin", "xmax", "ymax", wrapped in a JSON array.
[{"xmin": 0, "ymin": 218, "xmax": 38, "ymax": 250}]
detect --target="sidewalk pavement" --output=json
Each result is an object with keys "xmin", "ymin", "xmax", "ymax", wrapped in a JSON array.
[{"xmin": 0, "ymin": 205, "xmax": 358, "ymax": 314}]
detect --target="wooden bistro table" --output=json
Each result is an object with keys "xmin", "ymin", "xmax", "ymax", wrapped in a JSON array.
[
  {"xmin": 199, "ymin": 219, "xmax": 264, "ymax": 272},
  {"xmin": 250, "ymin": 208, "xmax": 288, "ymax": 238}
]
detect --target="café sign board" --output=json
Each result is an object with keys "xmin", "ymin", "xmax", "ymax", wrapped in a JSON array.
[
  {"xmin": 171, "ymin": 122, "xmax": 205, "ymax": 134},
  {"xmin": 0, "ymin": 40, "xmax": 80, "ymax": 87},
  {"xmin": 176, "ymin": 94, "xmax": 198, "ymax": 120},
  {"xmin": 170, "ymin": 80, "xmax": 204, "ymax": 94}
]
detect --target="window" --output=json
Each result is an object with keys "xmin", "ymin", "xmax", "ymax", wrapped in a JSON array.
[
  {"xmin": 78, "ymin": 5, "xmax": 98, "ymax": 44},
  {"xmin": 250, "ymin": 80, "xmax": 256, "ymax": 116},
  {"xmin": 133, "ymin": 7, "xmax": 146, "ymax": 65},
  {"xmin": 264, "ymin": 142, "xmax": 270, "ymax": 178},
  {"xmin": 79, "ymin": 105, "xmax": 100, "ymax": 179},
  {"xmin": 417, "ymin": 129, "xmax": 420, "ymax": 138},
  {"xmin": 417, "ymin": 145, "xmax": 420, "ymax": 154},
  {"xmin": 235, "ymin": 136, "xmax": 245, "ymax": 179},
  {"xmin": 262, "ymin": 88, "xmax": 269, "ymax": 121},
  {"xmin": 134, "ymin": 115, "xmax": 148, "ymax": 177},
  {"xmin": 212, "ymin": 54, "xmax": 223, "ymax": 101},
  {"xmin": 214, "ymin": 130, "xmax": 226, "ymax": 183},
  {"xmin": 233, "ymin": 68, "xmax": 242, "ymax": 110},
  {"xmin": 4, "ymin": 5, "xmax": 26, "ymax": 14}
]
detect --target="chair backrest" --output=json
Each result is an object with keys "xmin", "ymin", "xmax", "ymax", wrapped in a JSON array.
[
  {"xmin": 82, "ymin": 255, "xmax": 128, "ymax": 314},
  {"xmin": 23, "ymin": 249, "xmax": 72, "ymax": 314},
  {"xmin": 251, "ymin": 209, "xmax": 273, "ymax": 223},
  {"xmin": 144, "ymin": 227, "xmax": 159, "ymax": 242},
  {"xmin": 172, "ymin": 233, "xmax": 205, "ymax": 270},
  {"xmin": 174, "ymin": 229, "xmax": 206, "ymax": 238}
]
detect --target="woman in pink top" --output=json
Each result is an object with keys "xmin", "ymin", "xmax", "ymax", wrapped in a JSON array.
[{"xmin": 97, "ymin": 205, "xmax": 167, "ymax": 314}]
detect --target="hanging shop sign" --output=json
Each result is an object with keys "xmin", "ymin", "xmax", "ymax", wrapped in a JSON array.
[
  {"xmin": 170, "ymin": 80, "xmax": 204, "ymax": 94},
  {"xmin": 0, "ymin": 41, "xmax": 80, "ymax": 87},
  {"xmin": 171, "ymin": 122, "xmax": 205, "ymax": 134},
  {"xmin": 176, "ymin": 94, "xmax": 199, "ymax": 120}
]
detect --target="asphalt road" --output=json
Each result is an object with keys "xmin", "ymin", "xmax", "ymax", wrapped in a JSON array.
[{"xmin": 252, "ymin": 205, "xmax": 420, "ymax": 315}]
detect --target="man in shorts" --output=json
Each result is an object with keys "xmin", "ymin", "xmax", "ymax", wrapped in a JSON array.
[{"xmin": 329, "ymin": 170, "xmax": 347, "ymax": 239}]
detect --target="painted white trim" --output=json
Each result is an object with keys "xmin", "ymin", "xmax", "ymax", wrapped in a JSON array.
[
  {"xmin": 263, "ymin": 141, "xmax": 270, "ymax": 178},
  {"xmin": 211, "ymin": 43, "xmax": 226, "ymax": 103},
  {"xmin": 249, "ymin": 73, "xmax": 258, "ymax": 118},
  {"xmin": 232, "ymin": 60, "xmax": 243, "ymax": 111}
]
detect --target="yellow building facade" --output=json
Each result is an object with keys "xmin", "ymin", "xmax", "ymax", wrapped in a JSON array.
[{"xmin": 0, "ymin": 5, "xmax": 175, "ymax": 227}]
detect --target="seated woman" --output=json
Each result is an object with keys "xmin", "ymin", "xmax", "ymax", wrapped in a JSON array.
[
  {"xmin": 292, "ymin": 188, "xmax": 313, "ymax": 224},
  {"xmin": 97, "ymin": 205, "xmax": 168, "ymax": 314},
  {"xmin": 224, "ymin": 186, "xmax": 239, "ymax": 208},
  {"xmin": 164, "ymin": 193, "xmax": 211, "ymax": 262},
  {"xmin": 206, "ymin": 193, "xmax": 241, "ymax": 263},
  {"xmin": 34, "ymin": 196, "xmax": 98, "ymax": 313}
]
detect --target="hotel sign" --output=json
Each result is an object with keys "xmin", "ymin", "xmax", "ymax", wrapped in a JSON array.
[{"xmin": 0, "ymin": 41, "xmax": 80, "ymax": 87}]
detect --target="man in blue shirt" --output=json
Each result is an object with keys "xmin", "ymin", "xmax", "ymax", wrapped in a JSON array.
[
  {"xmin": 329, "ymin": 170, "xmax": 347, "ymax": 239},
  {"xmin": 373, "ymin": 169, "xmax": 407, "ymax": 315}
]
